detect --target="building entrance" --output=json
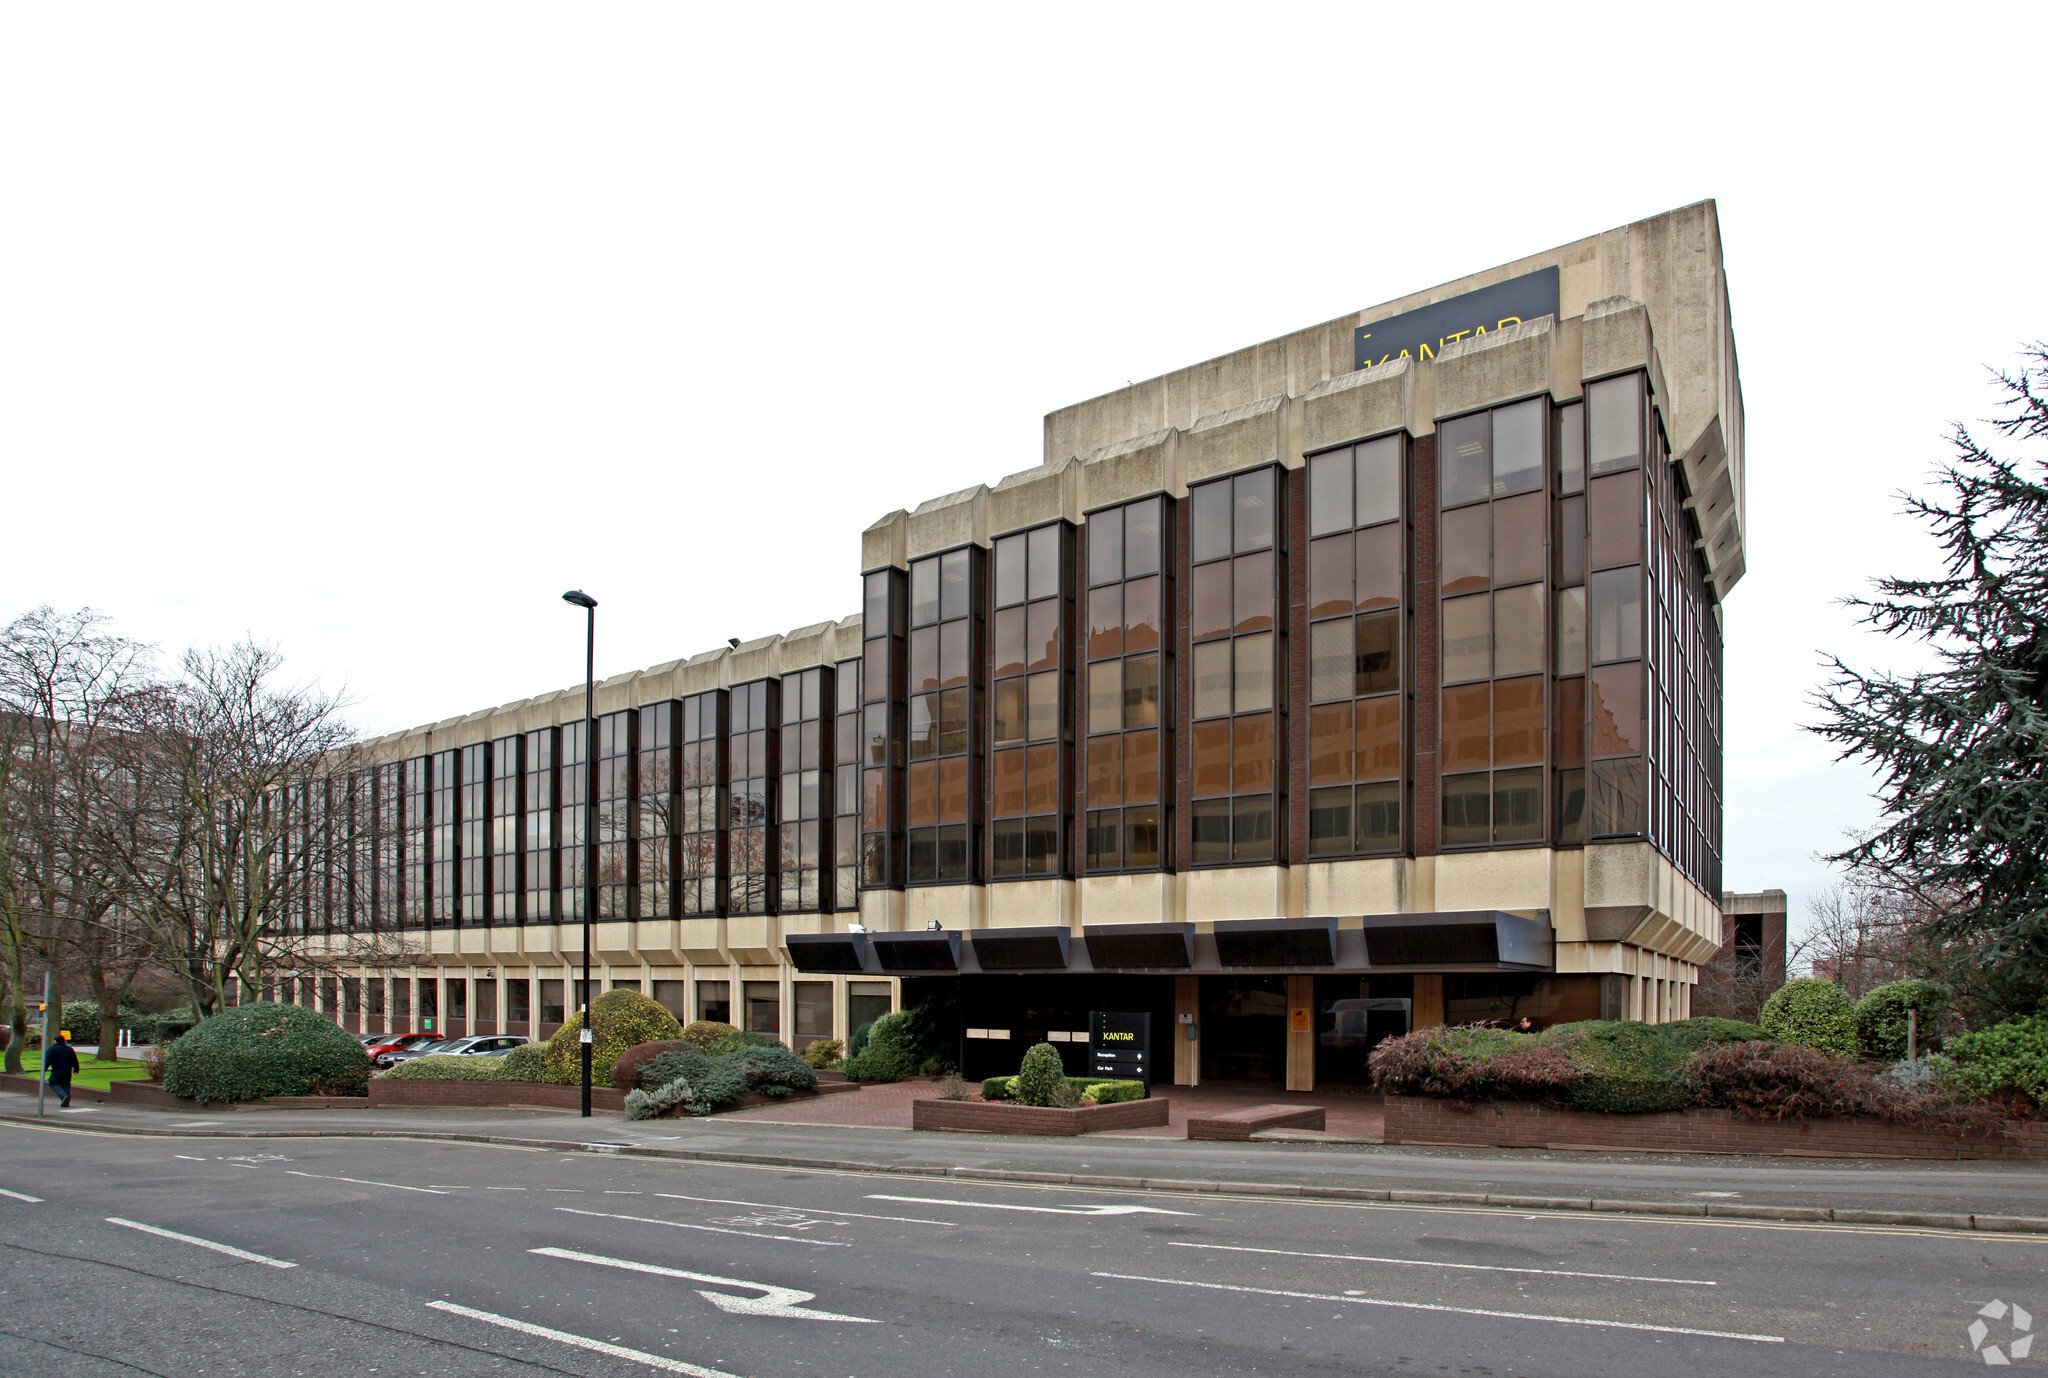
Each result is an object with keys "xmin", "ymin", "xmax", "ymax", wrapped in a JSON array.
[
  {"xmin": 1199, "ymin": 976, "xmax": 1287, "ymax": 1083},
  {"xmin": 1312, "ymin": 974, "xmax": 1414, "ymax": 1086}
]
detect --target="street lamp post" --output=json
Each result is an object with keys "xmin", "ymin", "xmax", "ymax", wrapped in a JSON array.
[{"xmin": 562, "ymin": 589, "xmax": 599, "ymax": 1117}]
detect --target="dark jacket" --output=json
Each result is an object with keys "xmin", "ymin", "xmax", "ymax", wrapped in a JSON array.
[{"xmin": 44, "ymin": 1041, "xmax": 79, "ymax": 1081}]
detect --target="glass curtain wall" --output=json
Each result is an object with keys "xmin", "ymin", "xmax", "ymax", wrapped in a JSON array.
[
  {"xmin": 377, "ymin": 762, "xmax": 404, "ymax": 930},
  {"xmin": 1583, "ymin": 373, "xmax": 1648, "ymax": 845},
  {"xmin": 638, "ymin": 702, "xmax": 678, "ymax": 919},
  {"xmin": 403, "ymin": 759, "xmax": 428, "ymax": 928},
  {"xmin": 679, "ymin": 692, "xmax": 725, "ymax": 914},
  {"xmin": 1188, "ymin": 467, "xmax": 1284, "ymax": 864},
  {"xmin": 460, "ymin": 744, "xmax": 488, "ymax": 923},
  {"xmin": 490, "ymin": 737, "xmax": 522, "ymax": 923},
  {"xmin": 1305, "ymin": 437, "xmax": 1406, "ymax": 856},
  {"xmin": 1438, "ymin": 397, "xmax": 1550, "ymax": 847},
  {"xmin": 430, "ymin": 750, "xmax": 458, "ymax": 927},
  {"xmin": 522, "ymin": 728, "xmax": 556, "ymax": 922},
  {"xmin": 992, "ymin": 523, "xmax": 1070, "ymax": 878},
  {"xmin": 860, "ymin": 569, "xmax": 908, "ymax": 890},
  {"xmin": 1083, "ymin": 500, "xmax": 1170, "ymax": 872},
  {"xmin": 832, "ymin": 661, "xmax": 861, "ymax": 908},
  {"xmin": 779, "ymin": 667, "xmax": 827, "ymax": 911},
  {"xmin": 727, "ymin": 681, "xmax": 775, "ymax": 913},
  {"xmin": 560, "ymin": 722, "xmax": 587, "ymax": 921},
  {"xmin": 1553, "ymin": 399, "xmax": 1588, "ymax": 842},
  {"xmin": 596, "ymin": 711, "xmax": 636, "ymax": 918},
  {"xmin": 906, "ymin": 547, "xmax": 981, "ymax": 884}
]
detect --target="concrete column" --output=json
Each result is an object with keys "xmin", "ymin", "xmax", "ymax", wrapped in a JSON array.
[
  {"xmin": 778, "ymin": 966, "xmax": 794, "ymax": 1049},
  {"xmin": 1285, "ymin": 973, "xmax": 1315, "ymax": 1093},
  {"xmin": 831, "ymin": 974, "xmax": 850, "ymax": 1045},
  {"xmin": 1173, "ymin": 975, "xmax": 1199, "ymax": 1087},
  {"xmin": 1412, "ymin": 974, "xmax": 1445, "ymax": 1029}
]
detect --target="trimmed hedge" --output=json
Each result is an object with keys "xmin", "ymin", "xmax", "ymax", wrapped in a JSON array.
[
  {"xmin": 502, "ymin": 1043, "xmax": 548, "ymax": 1082},
  {"xmin": 981, "ymin": 1075, "xmax": 1145, "ymax": 1105},
  {"xmin": 1758, "ymin": 978, "xmax": 1859, "ymax": 1055},
  {"xmin": 1854, "ymin": 980, "xmax": 1950, "ymax": 1061},
  {"xmin": 162, "ymin": 1003, "xmax": 371, "ymax": 1103},
  {"xmin": 840, "ymin": 1045, "xmax": 913, "ymax": 1082},
  {"xmin": 1942, "ymin": 1015, "xmax": 2048, "ymax": 1109},
  {"xmin": 543, "ymin": 989, "xmax": 683, "ymax": 1086},
  {"xmin": 380, "ymin": 1055, "xmax": 509, "ymax": 1082},
  {"xmin": 58, "ymin": 1001, "xmax": 146, "ymax": 1045}
]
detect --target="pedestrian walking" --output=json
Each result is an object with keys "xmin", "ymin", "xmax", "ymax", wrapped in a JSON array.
[{"xmin": 44, "ymin": 1030, "xmax": 79, "ymax": 1109}]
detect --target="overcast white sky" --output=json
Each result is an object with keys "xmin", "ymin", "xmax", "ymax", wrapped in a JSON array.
[{"xmin": 4, "ymin": 5, "xmax": 2044, "ymax": 934}]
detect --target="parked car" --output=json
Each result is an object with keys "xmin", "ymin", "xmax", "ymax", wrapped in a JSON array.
[
  {"xmin": 382, "ymin": 1034, "xmax": 530, "ymax": 1067},
  {"xmin": 369, "ymin": 1033, "xmax": 450, "ymax": 1067}
]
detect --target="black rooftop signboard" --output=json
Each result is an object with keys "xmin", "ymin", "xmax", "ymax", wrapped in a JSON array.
[{"xmin": 1352, "ymin": 266, "xmax": 1559, "ymax": 371}]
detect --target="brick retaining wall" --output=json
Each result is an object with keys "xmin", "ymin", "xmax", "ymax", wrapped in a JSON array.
[
  {"xmin": 1383, "ymin": 1097, "xmax": 2048, "ymax": 1160},
  {"xmin": 367, "ymin": 1080, "xmax": 628, "ymax": 1112},
  {"xmin": 912, "ymin": 1096, "xmax": 1170, "ymax": 1136}
]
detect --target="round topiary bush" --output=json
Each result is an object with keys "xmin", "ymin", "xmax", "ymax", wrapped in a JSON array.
[
  {"xmin": 728, "ymin": 1044, "xmax": 818, "ymax": 1094},
  {"xmin": 162, "ymin": 1003, "xmax": 371, "ymax": 1103},
  {"xmin": 1854, "ymin": 979, "xmax": 1950, "ymax": 1061},
  {"xmin": 1013, "ymin": 1041, "xmax": 1066, "ymax": 1107},
  {"xmin": 542, "ymin": 989, "xmax": 684, "ymax": 1086},
  {"xmin": 800, "ymin": 1038, "xmax": 844, "ymax": 1069},
  {"xmin": 679, "ymin": 1020, "xmax": 739, "ymax": 1051},
  {"xmin": 1758, "ymin": 978, "xmax": 1859, "ymax": 1055}
]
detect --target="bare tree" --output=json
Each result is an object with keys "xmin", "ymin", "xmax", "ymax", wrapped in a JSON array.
[{"xmin": 1795, "ymin": 879, "xmax": 1919, "ymax": 999}]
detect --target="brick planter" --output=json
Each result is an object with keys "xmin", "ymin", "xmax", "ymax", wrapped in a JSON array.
[
  {"xmin": 1382, "ymin": 1096, "xmax": 2048, "ymax": 1161},
  {"xmin": 912, "ymin": 1096, "xmax": 1170, "ymax": 1136},
  {"xmin": 96, "ymin": 1081, "xmax": 368, "ymax": 1111},
  {"xmin": 367, "ymin": 1080, "xmax": 628, "ymax": 1112}
]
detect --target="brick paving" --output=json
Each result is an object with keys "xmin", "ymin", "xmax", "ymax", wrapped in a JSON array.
[{"xmin": 719, "ymin": 1078, "xmax": 1383, "ymax": 1140}]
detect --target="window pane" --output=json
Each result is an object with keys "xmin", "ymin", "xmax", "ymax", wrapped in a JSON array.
[
  {"xmin": 1441, "ymin": 594, "xmax": 1491, "ymax": 683},
  {"xmin": 910, "ymin": 625, "xmax": 938, "ymax": 694},
  {"xmin": 1088, "ymin": 733, "xmax": 1123, "ymax": 808},
  {"xmin": 1586, "ymin": 374, "xmax": 1642, "ymax": 474},
  {"xmin": 863, "ymin": 701, "xmax": 890, "ymax": 765},
  {"xmin": 1027, "ymin": 599, "xmax": 1059, "ymax": 671},
  {"xmin": 907, "ymin": 694, "xmax": 936, "ymax": 759},
  {"xmin": 1191, "ymin": 798, "xmax": 1231, "ymax": 863},
  {"xmin": 1439, "ymin": 412, "xmax": 1490, "ymax": 508},
  {"xmin": 1493, "ymin": 675, "xmax": 1544, "ymax": 767},
  {"xmin": 1356, "ymin": 695, "xmax": 1401, "ymax": 781},
  {"xmin": 1123, "ymin": 576, "xmax": 1160, "ymax": 653},
  {"xmin": 1358, "ymin": 780, "xmax": 1401, "ymax": 850},
  {"xmin": 1492, "ymin": 398, "xmax": 1544, "ymax": 495},
  {"xmin": 993, "ymin": 605, "xmax": 1025, "ymax": 677},
  {"xmin": 1232, "ymin": 712, "xmax": 1273, "ymax": 793},
  {"xmin": 1590, "ymin": 758, "xmax": 1645, "ymax": 836},
  {"xmin": 910, "ymin": 558, "xmax": 939, "ymax": 627},
  {"xmin": 1555, "ymin": 676, "xmax": 1585, "ymax": 766},
  {"xmin": 1189, "ymin": 561, "xmax": 1231, "ymax": 640},
  {"xmin": 1309, "ymin": 701, "xmax": 1352, "ymax": 784},
  {"xmin": 863, "ymin": 638, "xmax": 888, "ymax": 704},
  {"xmin": 1233, "ymin": 469, "xmax": 1275, "ymax": 553},
  {"xmin": 1493, "ymin": 584, "xmax": 1544, "ymax": 678},
  {"xmin": 1125, "ymin": 497, "xmax": 1162, "ymax": 578},
  {"xmin": 1558, "ymin": 494, "xmax": 1586, "ymax": 585},
  {"xmin": 1442, "ymin": 771, "xmax": 1490, "ymax": 846},
  {"xmin": 1441, "ymin": 683, "xmax": 1490, "ymax": 772},
  {"xmin": 1277, "ymin": 525, "xmax": 1344, "ymax": 633},
  {"xmin": 1027, "ymin": 671, "xmax": 1059, "ymax": 741},
  {"xmin": 1024, "ymin": 743, "xmax": 1058, "ymax": 814},
  {"xmin": 1232, "ymin": 793, "xmax": 1273, "ymax": 861},
  {"xmin": 1124, "ymin": 729, "xmax": 1159, "ymax": 804},
  {"xmin": 939, "ymin": 620, "xmax": 969, "ymax": 688},
  {"xmin": 1557, "ymin": 768, "xmax": 1586, "ymax": 843},
  {"xmin": 1233, "ymin": 633, "xmax": 1274, "ymax": 712},
  {"xmin": 1087, "ymin": 585, "xmax": 1123, "ymax": 660},
  {"xmin": 1309, "ymin": 619, "xmax": 1353, "ymax": 703},
  {"xmin": 1588, "ymin": 472, "xmax": 1642, "ymax": 570},
  {"xmin": 906, "ymin": 827, "xmax": 936, "ymax": 882},
  {"xmin": 1309, "ymin": 786, "xmax": 1353, "ymax": 856},
  {"xmin": 1085, "ymin": 810, "xmax": 1119, "ymax": 872},
  {"xmin": 907, "ymin": 761, "xmax": 936, "ymax": 827},
  {"xmin": 1123, "ymin": 652, "xmax": 1160, "ymax": 728},
  {"xmin": 995, "ymin": 533, "xmax": 1026, "ymax": 608},
  {"xmin": 1024, "ymin": 815, "xmax": 1058, "ymax": 874},
  {"xmin": 1440, "ymin": 503, "xmax": 1489, "ymax": 596},
  {"xmin": 1590, "ymin": 663, "xmax": 1643, "ymax": 758},
  {"xmin": 1494, "ymin": 766, "xmax": 1543, "ymax": 842},
  {"xmin": 862, "ymin": 573, "xmax": 889, "ymax": 635},
  {"xmin": 1557, "ymin": 400, "xmax": 1585, "ymax": 495},
  {"xmin": 1309, "ymin": 448, "xmax": 1353, "ymax": 537},
  {"xmin": 939, "ymin": 548, "xmax": 970, "ymax": 621},
  {"xmin": 938, "ymin": 755, "xmax": 969, "ymax": 823},
  {"xmin": 861, "ymin": 768, "xmax": 887, "ymax": 830},
  {"xmin": 1589, "ymin": 566, "xmax": 1642, "ymax": 662},
  {"xmin": 993, "ymin": 678, "xmax": 1024, "ymax": 747},
  {"xmin": 1192, "ymin": 640, "xmax": 1232, "ymax": 718},
  {"xmin": 1355, "ymin": 609, "xmax": 1399, "ymax": 695},
  {"xmin": 1088, "ymin": 659, "xmax": 1122, "ymax": 735},
  {"xmin": 938, "ymin": 687, "xmax": 969, "ymax": 755},
  {"xmin": 1492, "ymin": 490, "xmax": 1545, "ymax": 586},
  {"xmin": 1027, "ymin": 523, "xmax": 1061, "ymax": 601},
  {"xmin": 1191, "ymin": 720, "xmax": 1231, "ymax": 796},
  {"xmin": 1356, "ymin": 523, "xmax": 1400, "ymax": 612},
  {"xmin": 994, "ymin": 816, "xmax": 1024, "ymax": 876},
  {"xmin": 1190, "ymin": 482, "xmax": 1231, "ymax": 564},
  {"xmin": 1088, "ymin": 507, "xmax": 1124, "ymax": 586},
  {"xmin": 1123, "ymin": 804, "xmax": 1160, "ymax": 869},
  {"xmin": 1556, "ymin": 585, "xmax": 1587, "ymax": 676},
  {"xmin": 1232, "ymin": 551, "xmax": 1273, "ymax": 633},
  {"xmin": 993, "ymin": 747, "xmax": 1025, "ymax": 816},
  {"xmin": 1357, "ymin": 435, "xmax": 1402, "ymax": 527}
]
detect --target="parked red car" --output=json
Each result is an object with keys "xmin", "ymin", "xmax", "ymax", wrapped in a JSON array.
[{"xmin": 364, "ymin": 1033, "xmax": 442, "ymax": 1066}]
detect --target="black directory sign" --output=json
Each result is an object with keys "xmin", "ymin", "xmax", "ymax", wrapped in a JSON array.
[
  {"xmin": 1353, "ymin": 266, "xmax": 1559, "ymax": 371},
  {"xmin": 1089, "ymin": 1011, "xmax": 1152, "ymax": 1087}
]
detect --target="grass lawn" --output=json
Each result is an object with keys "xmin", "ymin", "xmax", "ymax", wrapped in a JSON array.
[{"xmin": 12, "ymin": 1050, "xmax": 154, "ymax": 1092}]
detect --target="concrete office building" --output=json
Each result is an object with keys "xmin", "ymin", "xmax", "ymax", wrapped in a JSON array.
[{"xmin": 302, "ymin": 199, "xmax": 1745, "ymax": 1093}]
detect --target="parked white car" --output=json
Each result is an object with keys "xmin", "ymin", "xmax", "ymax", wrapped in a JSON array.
[{"xmin": 381, "ymin": 1034, "xmax": 530, "ymax": 1067}]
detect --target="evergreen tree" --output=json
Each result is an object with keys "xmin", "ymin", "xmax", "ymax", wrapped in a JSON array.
[{"xmin": 1813, "ymin": 344, "xmax": 2048, "ymax": 1011}]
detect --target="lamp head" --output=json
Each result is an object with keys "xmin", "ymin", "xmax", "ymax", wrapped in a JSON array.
[{"xmin": 562, "ymin": 590, "xmax": 597, "ymax": 610}]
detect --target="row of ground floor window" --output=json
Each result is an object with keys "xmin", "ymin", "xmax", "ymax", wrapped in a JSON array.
[{"xmin": 249, "ymin": 970, "xmax": 898, "ymax": 1048}]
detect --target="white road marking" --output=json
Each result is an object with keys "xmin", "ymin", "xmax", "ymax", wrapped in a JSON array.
[
  {"xmin": 655, "ymin": 1192, "xmax": 950, "ymax": 1226},
  {"xmin": 532, "ymin": 1247, "xmax": 876, "ymax": 1322},
  {"xmin": 867, "ymin": 1194, "xmax": 1193, "ymax": 1217},
  {"xmin": 284, "ymin": 1170, "xmax": 447, "ymax": 1195},
  {"xmin": 172, "ymin": 1155, "xmax": 207, "ymax": 1162},
  {"xmin": 556, "ymin": 1206, "xmax": 852, "ymax": 1246},
  {"xmin": 426, "ymin": 1300, "xmax": 740, "ymax": 1376},
  {"xmin": 106, "ymin": 1217, "xmax": 296, "ymax": 1269},
  {"xmin": 1091, "ymin": 1271, "xmax": 1783, "ymax": 1343},
  {"xmin": 0, "ymin": 1188, "xmax": 43, "ymax": 1202},
  {"xmin": 1172, "ymin": 1241, "xmax": 1717, "ymax": 1286}
]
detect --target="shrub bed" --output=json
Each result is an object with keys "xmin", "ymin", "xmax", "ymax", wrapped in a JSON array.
[
  {"xmin": 616, "ymin": 1034, "xmax": 818, "ymax": 1120},
  {"xmin": 980, "ymin": 1075, "xmax": 1146, "ymax": 1105},
  {"xmin": 163, "ymin": 1003, "xmax": 371, "ymax": 1104},
  {"xmin": 542, "ymin": 989, "xmax": 682, "ymax": 1086},
  {"xmin": 379, "ymin": 1055, "xmax": 509, "ymax": 1082}
]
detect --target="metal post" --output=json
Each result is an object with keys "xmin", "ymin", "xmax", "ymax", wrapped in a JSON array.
[
  {"xmin": 1907, "ymin": 1007, "xmax": 1918, "ymax": 1067},
  {"xmin": 581, "ymin": 601, "xmax": 597, "ymax": 1118},
  {"xmin": 36, "ymin": 972, "xmax": 50, "ymax": 1117}
]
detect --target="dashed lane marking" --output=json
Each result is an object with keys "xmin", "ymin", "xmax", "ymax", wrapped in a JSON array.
[
  {"xmin": 1170, "ymin": 1241, "xmax": 1718, "ymax": 1286},
  {"xmin": 106, "ymin": 1217, "xmax": 296, "ymax": 1269},
  {"xmin": 0, "ymin": 1187, "xmax": 43, "ymax": 1202},
  {"xmin": 555, "ymin": 1205, "xmax": 852, "ymax": 1247},
  {"xmin": 426, "ymin": 1299, "xmax": 740, "ymax": 1376},
  {"xmin": 284, "ymin": 1170, "xmax": 448, "ymax": 1195}
]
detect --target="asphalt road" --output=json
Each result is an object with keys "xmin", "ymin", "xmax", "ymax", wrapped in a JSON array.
[{"xmin": 0, "ymin": 1120, "xmax": 2039, "ymax": 1377}]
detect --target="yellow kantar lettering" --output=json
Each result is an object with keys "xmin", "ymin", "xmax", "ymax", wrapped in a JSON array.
[
  {"xmin": 1497, "ymin": 316, "xmax": 1522, "ymax": 329},
  {"xmin": 1444, "ymin": 329, "xmax": 1470, "ymax": 345}
]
